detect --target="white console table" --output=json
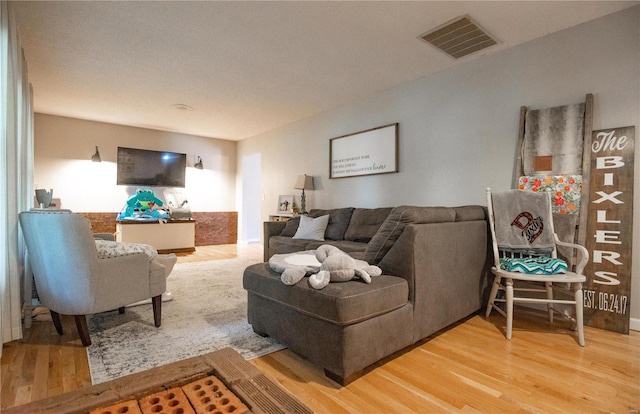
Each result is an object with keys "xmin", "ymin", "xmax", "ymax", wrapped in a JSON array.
[
  {"xmin": 269, "ymin": 213, "xmax": 296, "ymax": 222},
  {"xmin": 116, "ymin": 220, "xmax": 196, "ymax": 253}
]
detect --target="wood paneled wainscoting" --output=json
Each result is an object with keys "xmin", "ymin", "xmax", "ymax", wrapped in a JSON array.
[
  {"xmin": 191, "ymin": 212, "xmax": 237, "ymax": 245},
  {"xmin": 80, "ymin": 212, "xmax": 237, "ymax": 245},
  {"xmin": 81, "ymin": 212, "xmax": 119, "ymax": 234}
]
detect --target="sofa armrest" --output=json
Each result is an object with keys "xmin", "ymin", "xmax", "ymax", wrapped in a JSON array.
[
  {"xmin": 378, "ymin": 220, "xmax": 490, "ymax": 342},
  {"xmin": 93, "ymin": 232, "xmax": 115, "ymax": 241},
  {"xmin": 264, "ymin": 221, "xmax": 287, "ymax": 261}
]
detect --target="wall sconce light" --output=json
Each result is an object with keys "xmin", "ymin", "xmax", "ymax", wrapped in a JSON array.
[
  {"xmin": 194, "ymin": 156, "xmax": 204, "ymax": 170},
  {"xmin": 294, "ymin": 174, "xmax": 314, "ymax": 214},
  {"xmin": 91, "ymin": 146, "xmax": 101, "ymax": 162}
]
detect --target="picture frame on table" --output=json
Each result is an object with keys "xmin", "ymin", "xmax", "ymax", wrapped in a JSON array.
[{"xmin": 277, "ymin": 195, "xmax": 294, "ymax": 213}]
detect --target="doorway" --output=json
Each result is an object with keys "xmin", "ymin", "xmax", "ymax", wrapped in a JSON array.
[{"xmin": 241, "ymin": 153, "xmax": 261, "ymax": 244}]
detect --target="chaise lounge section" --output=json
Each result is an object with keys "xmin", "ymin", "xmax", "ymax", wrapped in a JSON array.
[{"xmin": 244, "ymin": 205, "xmax": 490, "ymax": 385}]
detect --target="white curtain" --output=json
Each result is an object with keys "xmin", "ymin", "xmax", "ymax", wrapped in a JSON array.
[{"xmin": 1, "ymin": 0, "xmax": 35, "ymax": 355}]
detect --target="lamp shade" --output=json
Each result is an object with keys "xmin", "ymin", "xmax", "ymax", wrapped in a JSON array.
[{"xmin": 294, "ymin": 174, "xmax": 314, "ymax": 190}]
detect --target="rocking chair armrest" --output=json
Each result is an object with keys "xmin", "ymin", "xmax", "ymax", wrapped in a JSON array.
[{"xmin": 554, "ymin": 233, "xmax": 589, "ymax": 274}]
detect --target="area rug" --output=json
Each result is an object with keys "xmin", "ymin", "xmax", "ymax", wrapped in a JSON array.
[{"xmin": 86, "ymin": 257, "xmax": 286, "ymax": 384}]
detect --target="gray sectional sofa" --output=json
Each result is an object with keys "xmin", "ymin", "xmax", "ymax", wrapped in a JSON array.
[{"xmin": 243, "ymin": 205, "xmax": 490, "ymax": 385}]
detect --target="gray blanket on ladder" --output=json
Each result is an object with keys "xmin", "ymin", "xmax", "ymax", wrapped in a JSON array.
[{"xmin": 523, "ymin": 103, "xmax": 585, "ymax": 175}]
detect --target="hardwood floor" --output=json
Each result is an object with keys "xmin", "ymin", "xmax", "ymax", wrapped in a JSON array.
[{"xmin": 2, "ymin": 244, "xmax": 638, "ymax": 412}]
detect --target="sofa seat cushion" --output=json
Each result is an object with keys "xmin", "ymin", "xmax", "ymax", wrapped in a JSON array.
[
  {"xmin": 304, "ymin": 240, "xmax": 368, "ymax": 253},
  {"xmin": 243, "ymin": 263, "xmax": 408, "ymax": 326},
  {"xmin": 269, "ymin": 236, "xmax": 312, "ymax": 255},
  {"xmin": 270, "ymin": 237, "xmax": 367, "ymax": 256}
]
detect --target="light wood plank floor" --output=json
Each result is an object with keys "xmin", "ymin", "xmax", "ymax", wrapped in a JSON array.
[{"xmin": 2, "ymin": 244, "xmax": 638, "ymax": 412}]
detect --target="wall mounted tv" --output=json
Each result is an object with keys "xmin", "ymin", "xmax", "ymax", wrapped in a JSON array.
[{"xmin": 117, "ymin": 147, "xmax": 187, "ymax": 187}]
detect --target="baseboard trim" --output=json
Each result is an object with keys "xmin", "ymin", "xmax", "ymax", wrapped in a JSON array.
[{"xmin": 630, "ymin": 317, "xmax": 639, "ymax": 332}]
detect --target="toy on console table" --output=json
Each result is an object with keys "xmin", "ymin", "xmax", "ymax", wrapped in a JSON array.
[
  {"xmin": 117, "ymin": 188, "xmax": 170, "ymax": 221},
  {"xmin": 163, "ymin": 188, "xmax": 192, "ymax": 220}
]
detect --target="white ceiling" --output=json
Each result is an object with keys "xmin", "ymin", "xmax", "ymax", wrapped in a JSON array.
[{"xmin": 12, "ymin": 1, "xmax": 637, "ymax": 141}]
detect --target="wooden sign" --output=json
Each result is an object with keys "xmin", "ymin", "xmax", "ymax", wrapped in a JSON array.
[
  {"xmin": 330, "ymin": 123, "xmax": 398, "ymax": 179},
  {"xmin": 583, "ymin": 126, "xmax": 634, "ymax": 334}
]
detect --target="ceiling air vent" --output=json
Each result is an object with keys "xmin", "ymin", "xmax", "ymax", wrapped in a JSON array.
[{"xmin": 419, "ymin": 15, "xmax": 498, "ymax": 59}]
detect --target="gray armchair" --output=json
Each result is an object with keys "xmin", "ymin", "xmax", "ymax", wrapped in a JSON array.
[{"xmin": 19, "ymin": 211, "xmax": 167, "ymax": 346}]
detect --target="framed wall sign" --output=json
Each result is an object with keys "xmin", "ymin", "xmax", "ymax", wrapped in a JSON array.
[{"xmin": 330, "ymin": 123, "xmax": 398, "ymax": 179}]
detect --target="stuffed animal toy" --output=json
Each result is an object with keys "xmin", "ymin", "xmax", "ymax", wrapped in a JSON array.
[
  {"xmin": 274, "ymin": 245, "xmax": 382, "ymax": 289},
  {"xmin": 117, "ymin": 188, "xmax": 169, "ymax": 220},
  {"xmin": 270, "ymin": 250, "xmax": 321, "ymax": 285},
  {"xmin": 308, "ymin": 244, "xmax": 382, "ymax": 289}
]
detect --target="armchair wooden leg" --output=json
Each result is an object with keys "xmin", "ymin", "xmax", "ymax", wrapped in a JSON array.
[
  {"xmin": 574, "ymin": 283, "xmax": 585, "ymax": 347},
  {"xmin": 50, "ymin": 310, "xmax": 64, "ymax": 335},
  {"xmin": 74, "ymin": 315, "xmax": 91, "ymax": 346},
  {"xmin": 486, "ymin": 275, "xmax": 501, "ymax": 317},
  {"xmin": 152, "ymin": 295, "xmax": 162, "ymax": 327},
  {"xmin": 505, "ymin": 279, "xmax": 514, "ymax": 340},
  {"xmin": 546, "ymin": 282, "xmax": 554, "ymax": 323}
]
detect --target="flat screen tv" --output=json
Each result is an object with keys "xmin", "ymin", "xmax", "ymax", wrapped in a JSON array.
[{"xmin": 117, "ymin": 147, "xmax": 187, "ymax": 187}]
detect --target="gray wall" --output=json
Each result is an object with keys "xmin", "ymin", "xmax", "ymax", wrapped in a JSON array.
[{"xmin": 238, "ymin": 8, "xmax": 640, "ymax": 320}]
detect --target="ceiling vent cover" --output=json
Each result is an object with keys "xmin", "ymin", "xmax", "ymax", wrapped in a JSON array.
[{"xmin": 420, "ymin": 15, "xmax": 498, "ymax": 59}]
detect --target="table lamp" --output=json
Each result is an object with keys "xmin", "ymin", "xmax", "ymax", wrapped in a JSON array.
[{"xmin": 294, "ymin": 174, "xmax": 314, "ymax": 214}]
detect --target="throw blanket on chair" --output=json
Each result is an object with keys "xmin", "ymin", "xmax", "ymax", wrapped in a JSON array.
[
  {"xmin": 492, "ymin": 190, "xmax": 555, "ymax": 255},
  {"xmin": 500, "ymin": 256, "xmax": 567, "ymax": 275}
]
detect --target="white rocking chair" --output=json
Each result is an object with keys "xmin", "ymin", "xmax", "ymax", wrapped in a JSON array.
[{"xmin": 485, "ymin": 188, "xmax": 588, "ymax": 346}]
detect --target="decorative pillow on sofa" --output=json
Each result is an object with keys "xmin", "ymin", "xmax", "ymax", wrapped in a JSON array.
[
  {"xmin": 293, "ymin": 214, "xmax": 330, "ymax": 240},
  {"xmin": 94, "ymin": 239, "xmax": 158, "ymax": 261},
  {"xmin": 279, "ymin": 216, "xmax": 301, "ymax": 237}
]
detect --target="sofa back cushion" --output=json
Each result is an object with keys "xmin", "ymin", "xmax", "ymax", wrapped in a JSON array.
[
  {"xmin": 344, "ymin": 207, "xmax": 393, "ymax": 243},
  {"xmin": 364, "ymin": 206, "xmax": 456, "ymax": 264},
  {"xmin": 454, "ymin": 205, "xmax": 486, "ymax": 221},
  {"xmin": 308, "ymin": 208, "xmax": 355, "ymax": 240}
]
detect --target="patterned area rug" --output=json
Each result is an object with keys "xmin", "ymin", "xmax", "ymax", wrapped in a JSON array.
[{"xmin": 87, "ymin": 257, "xmax": 285, "ymax": 384}]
